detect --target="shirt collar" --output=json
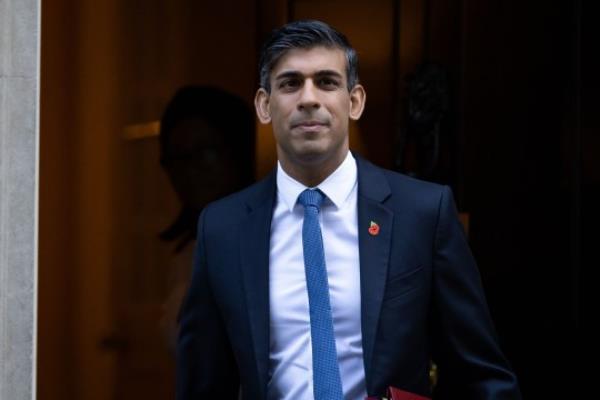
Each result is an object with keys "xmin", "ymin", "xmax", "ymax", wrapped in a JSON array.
[{"xmin": 276, "ymin": 151, "xmax": 357, "ymax": 212}]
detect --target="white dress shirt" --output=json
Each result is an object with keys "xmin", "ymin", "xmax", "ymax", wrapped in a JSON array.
[{"xmin": 268, "ymin": 151, "xmax": 367, "ymax": 400}]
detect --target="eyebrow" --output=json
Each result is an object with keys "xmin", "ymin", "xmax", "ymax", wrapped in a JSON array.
[{"xmin": 274, "ymin": 69, "xmax": 344, "ymax": 81}]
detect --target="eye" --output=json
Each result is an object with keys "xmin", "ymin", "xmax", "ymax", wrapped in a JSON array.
[
  {"xmin": 318, "ymin": 77, "xmax": 340, "ymax": 89},
  {"xmin": 279, "ymin": 79, "xmax": 300, "ymax": 91}
]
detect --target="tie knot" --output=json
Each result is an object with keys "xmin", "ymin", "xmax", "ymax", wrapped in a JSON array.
[{"xmin": 298, "ymin": 189, "xmax": 324, "ymax": 210}]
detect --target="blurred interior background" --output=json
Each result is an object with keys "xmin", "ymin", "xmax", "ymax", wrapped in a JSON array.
[{"xmin": 38, "ymin": 0, "xmax": 588, "ymax": 399}]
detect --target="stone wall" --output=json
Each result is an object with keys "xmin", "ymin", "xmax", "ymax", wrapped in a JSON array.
[{"xmin": 0, "ymin": 0, "xmax": 40, "ymax": 398}]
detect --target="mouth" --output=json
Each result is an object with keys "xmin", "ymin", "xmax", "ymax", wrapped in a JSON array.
[{"xmin": 291, "ymin": 120, "xmax": 329, "ymax": 132}]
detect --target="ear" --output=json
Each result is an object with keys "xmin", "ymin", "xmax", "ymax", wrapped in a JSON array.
[
  {"xmin": 348, "ymin": 84, "xmax": 366, "ymax": 120},
  {"xmin": 254, "ymin": 88, "xmax": 271, "ymax": 124}
]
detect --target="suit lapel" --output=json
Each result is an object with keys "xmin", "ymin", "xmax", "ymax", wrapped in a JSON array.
[
  {"xmin": 238, "ymin": 158, "xmax": 393, "ymax": 397},
  {"xmin": 355, "ymin": 156, "xmax": 393, "ymax": 390},
  {"xmin": 239, "ymin": 171, "xmax": 276, "ymax": 400}
]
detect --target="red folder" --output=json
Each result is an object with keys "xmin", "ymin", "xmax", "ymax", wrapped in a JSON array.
[{"xmin": 366, "ymin": 386, "xmax": 431, "ymax": 400}]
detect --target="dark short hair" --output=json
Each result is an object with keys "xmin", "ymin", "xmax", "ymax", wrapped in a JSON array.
[{"xmin": 258, "ymin": 20, "xmax": 359, "ymax": 92}]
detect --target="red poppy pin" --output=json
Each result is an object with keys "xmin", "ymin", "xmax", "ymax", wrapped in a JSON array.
[{"xmin": 368, "ymin": 221, "xmax": 380, "ymax": 236}]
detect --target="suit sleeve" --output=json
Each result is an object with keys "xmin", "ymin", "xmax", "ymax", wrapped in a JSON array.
[
  {"xmin": 176, "ymin": 207, "xmax": 239, "ymax": 399},
  {"xmin": 431, "ymin": 186, "xmax": 521, "ymax": 399}
]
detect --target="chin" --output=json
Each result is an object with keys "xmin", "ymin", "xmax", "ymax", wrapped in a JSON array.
[{"xmin": 292, "ymin": 147, "xmax": 334, "ymax": 165}]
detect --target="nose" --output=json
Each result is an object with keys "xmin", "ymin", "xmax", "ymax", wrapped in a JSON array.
[{"xmin": 297, "ymin": 80, "xmax": 320, "ymax": 111}]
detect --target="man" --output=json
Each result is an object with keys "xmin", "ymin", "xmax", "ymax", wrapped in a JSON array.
[{"xmin": 177, "ymin": 20, "xmax": 521, "ymax": 400}]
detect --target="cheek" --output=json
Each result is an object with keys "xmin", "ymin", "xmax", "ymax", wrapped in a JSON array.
[
  {"xmin": 271, "ymin": 115, "xmax": 287, "ymax": 140},
  {"xmin": 329, "ymin": 106, "xmax": 347, "ymax": 126},
  {"xmin": 329, "ymin": 97, "xmax": 350, "ymax": 117},
  {"xmin": 269, "ymin": 97, "xmax": 292, "ymax": 117}
]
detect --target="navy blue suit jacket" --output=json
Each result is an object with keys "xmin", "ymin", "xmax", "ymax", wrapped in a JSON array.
[{"xmin": 177, "ymin": 156, "xmax": 521, "ymax": 399}]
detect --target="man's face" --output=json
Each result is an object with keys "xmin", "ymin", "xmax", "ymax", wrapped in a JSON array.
[{"xmin": 255, "ymin": 46, "xmax": 365, "ymax": 169}]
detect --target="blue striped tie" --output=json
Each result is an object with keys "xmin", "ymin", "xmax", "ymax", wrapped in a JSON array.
[{"xmin": 298, "ymin": 189, "xmax": 344, "ymax": 400}]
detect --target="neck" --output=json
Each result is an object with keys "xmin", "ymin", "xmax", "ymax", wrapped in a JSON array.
[{"xmin": 279, "ymin": 149, "xmax": 348, "ymax": 187}]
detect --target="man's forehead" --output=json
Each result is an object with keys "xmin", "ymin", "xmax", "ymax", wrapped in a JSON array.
[{"xmin": 271, "ymin": 46, "xmax": 347, "ymax": 77}]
